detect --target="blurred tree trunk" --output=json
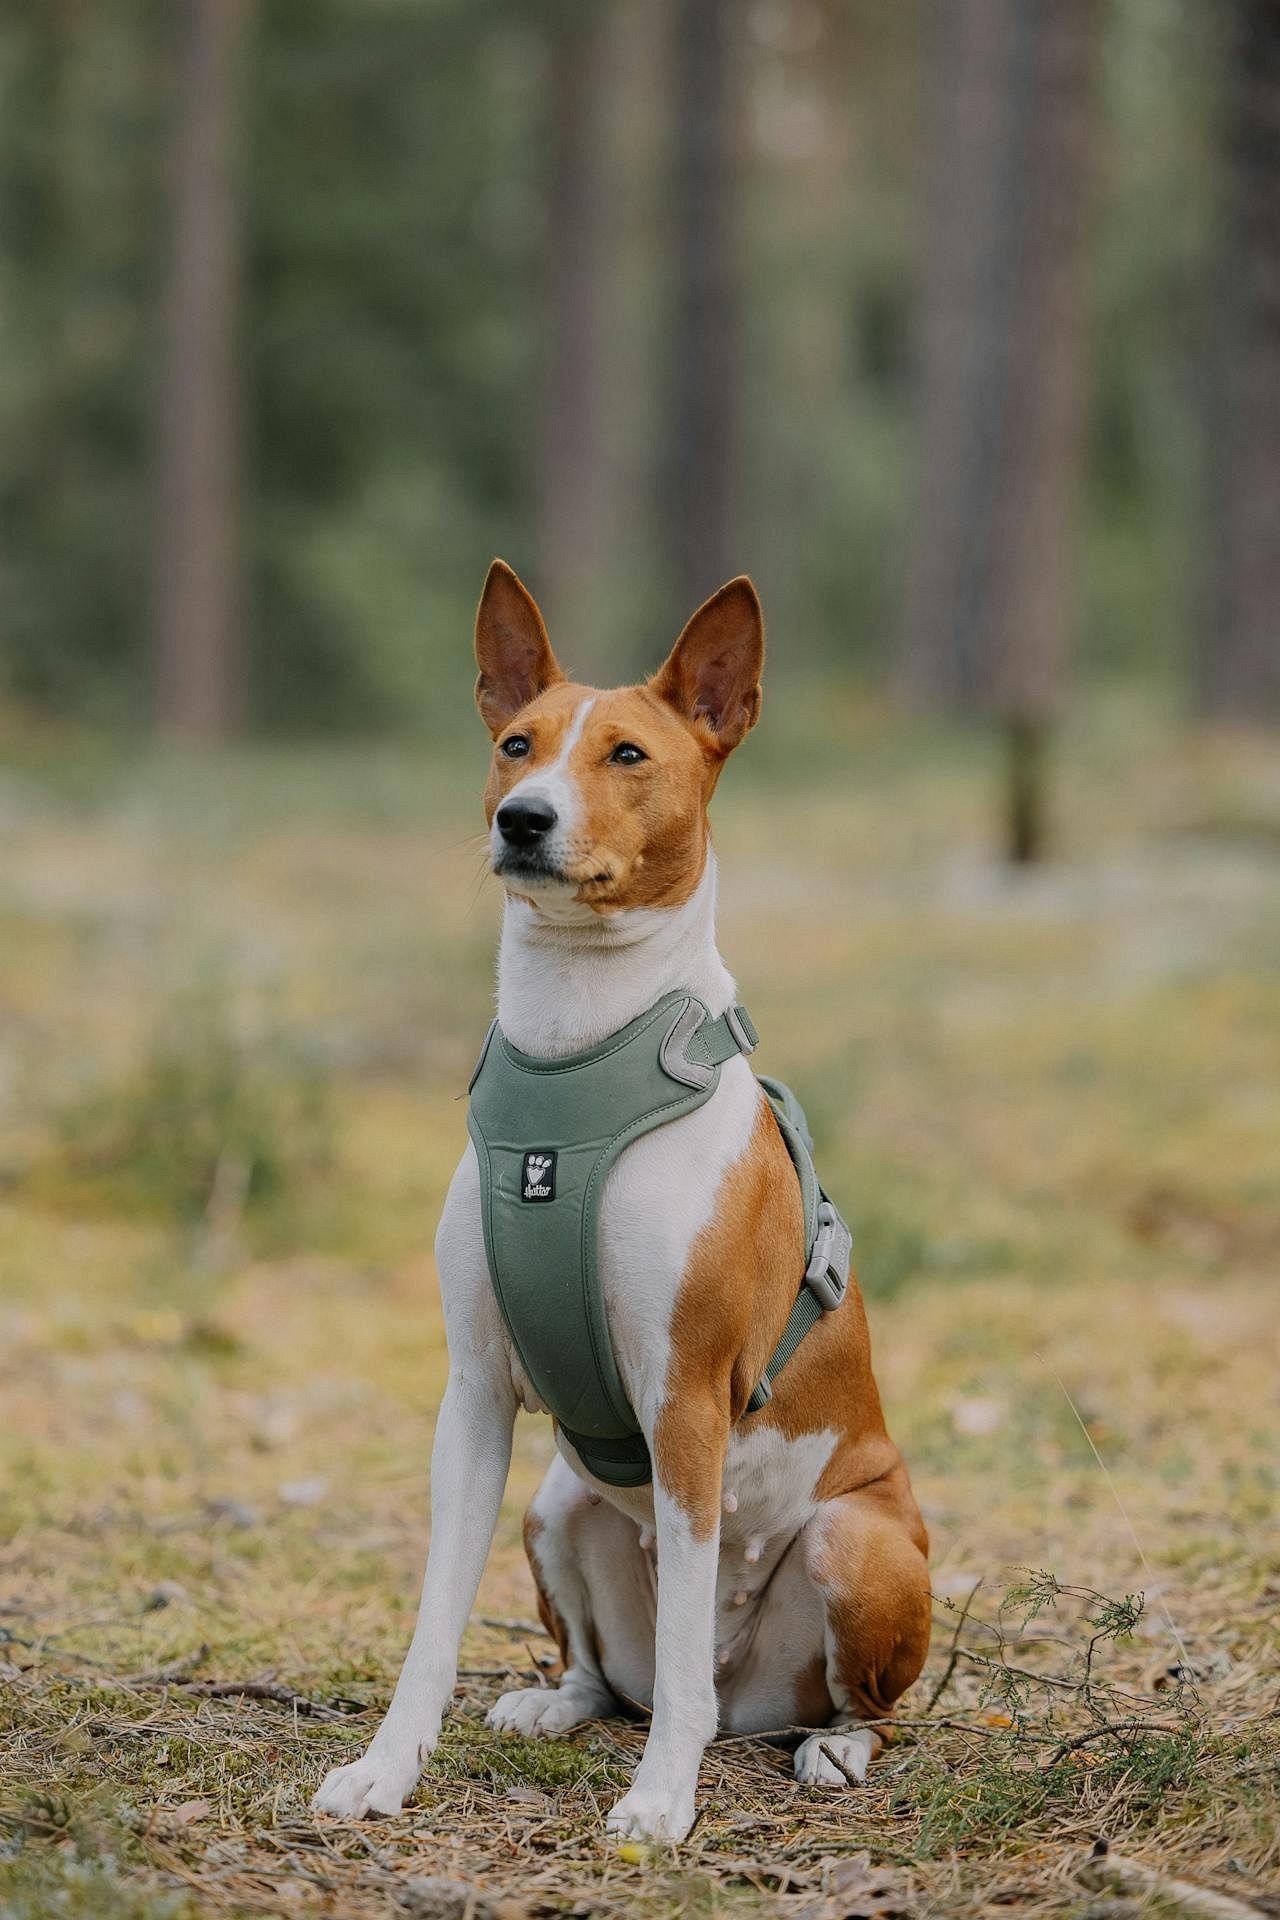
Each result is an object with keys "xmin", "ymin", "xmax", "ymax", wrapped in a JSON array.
[
  {"xmin": 1200, "ymin": 0, "xmax": 1280, "ymax": 720},
  {"xmin": 538, "ymin": 2, "xmax": 613, "ymax": 677},
  {"xmin": 153, "ymin": 0, "xmax": 248, "ymax": 742},
  {"xmin": 664, "ymin": 0, "xmax": 739, "ymax": 618},
  {"xmin": 900, "ymin": 0, "xmax": 1098, "ymax": 861},
  {"xmin": 753, "ymin": 0, "xmax": 856, "ymax": 668},
  {"xmin": 6, "ymin": 8, "xmax": 70, "ymax": 601}
]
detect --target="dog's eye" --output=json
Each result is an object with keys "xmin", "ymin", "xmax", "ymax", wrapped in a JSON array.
[
  {"xmin": 501, "ymin": 735, "xmax": 531, "ymax": 760},
  {"xmin": 610, "ymin": 742, "xmax": 647, "ymax": 766}
]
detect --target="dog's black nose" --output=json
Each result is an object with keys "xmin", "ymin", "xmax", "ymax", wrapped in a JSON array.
[{"xmin": 496, "ymin": 795, "xmax": 557, "ymax": 848}]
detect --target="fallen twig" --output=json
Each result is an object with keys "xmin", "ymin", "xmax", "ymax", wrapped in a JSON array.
[
  {"xmin": 817, "ymin": 1740, "xmax": 864, "ymax": 1787},
  {"xmin": 164, "ymin": 1674, "xmax": 366, "ymax": 1720},
  {"xmin": 1044, "ymin": 1716, "xmax": 1180, "ymax": 1768},
  {"xmin": 953, "ymin": 1643, "xmax": 1151, "ymax": 1706},
  {"xmin": 715, "ymin": 1714, "xmax": 1050, "ymax": 1748},
  {"xmin": 926, "ymin": 1576, "xmax": 983, "ymax": 1713},
  {"xmin": 1076, "ymin": 1837, "xmax": 1266, "ymax": 1919},
  {"xmin": 119, "ymin": 1644, "xmax": 210, "ymax": 1686}
]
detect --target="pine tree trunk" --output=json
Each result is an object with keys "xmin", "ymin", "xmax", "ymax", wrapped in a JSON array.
[
  {"xmin": 153, "ymin": 0, "xmax": 248, "ymax": 741},
  {"xmin": 900, "ymin": 0, "xmax": 1012, "ymax": 710},
  {"xmin": 1201, "ymin": 0, "xmax": 1280, "ymax": 720},
  {"xmin": 664, "ymin": 0, "xmax": 739, "ymax": 619},
  {"xmin": 538, "ymin": 2, "xmax": 613, "ymax": 677},
  {"xmin": 900, "ymin": 0, "xmax": 1097, "ymax": 861}
]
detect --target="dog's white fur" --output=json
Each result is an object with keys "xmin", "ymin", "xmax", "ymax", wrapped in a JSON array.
[{"xmin": 314, "ymin": 683, "xmax": 908, "ymax": 1837}]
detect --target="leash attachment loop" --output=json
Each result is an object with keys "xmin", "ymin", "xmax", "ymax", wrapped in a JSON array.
[{"xmin": 804, "ymin": 1200, "xmax": 852, "ymax": 1312}]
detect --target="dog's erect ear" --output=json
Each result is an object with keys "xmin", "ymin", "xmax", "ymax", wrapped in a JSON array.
[
  {"xmin": 650, "ymin": 577, "xmax": 764, "ymax": 755},
  {"xmin": 474, "ymin": 560, "xmax": 565, "ymax": 735}
]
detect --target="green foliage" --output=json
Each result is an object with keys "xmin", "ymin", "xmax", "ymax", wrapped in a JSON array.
[
  {"xmin": 49, "ymin": 991, "xmax": 333, "ymax": 1226},
  {"xmin": 247, "ymin": 0, "xmax": 544, "ymax": 730},
  {"xmin": 907, "ymin": 1739, "xmax": 1055, "ymax": 1854},
  {"xmin": 906, "ymin": 1725, "xmax": 1208, "ymax": 1861},
  {"xmin": 0, "ymin": 2, "xmax": 1230, "ymax": 728},
  {"xmin": 0, "ymin": 0, "xmax": 165, "ymax": 722},
  {"xmin": 1000, "ymin": 1570, "xmax": 1144, "ymax": 1641},
  {"xmin": 0, "ymin": 0, "xmax": 544, "ymax": 732},
  {"xmin": 852, "ymin": 1206, "xmax": 930, "ymax": 1301}
]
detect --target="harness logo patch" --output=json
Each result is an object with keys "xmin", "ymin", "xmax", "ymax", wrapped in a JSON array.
[{"xmin": 521, "ymin": 1150, "xmax": 557, "ymax": 1203}]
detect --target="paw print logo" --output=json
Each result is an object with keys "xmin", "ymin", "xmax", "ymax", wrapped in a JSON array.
[{"xmin": 521, "ymin": 1149, "xmax": 557, "ymax": 1201}]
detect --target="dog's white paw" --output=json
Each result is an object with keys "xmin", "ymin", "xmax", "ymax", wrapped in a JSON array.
[
  {"xmin": 487, "ymin": 1684, "xmax": 600, "ymax": 1738},
  {"xmin": 793, "ymin": 1727, "xmax": 875, "ymax": 1787},
  {"xmin": 312, "ymin": 1741, "xmax": 426, "ymax": 1819},
  {"xmin": 606, "ymin": 1782, "xmax": 696, "ymax": 1843}
]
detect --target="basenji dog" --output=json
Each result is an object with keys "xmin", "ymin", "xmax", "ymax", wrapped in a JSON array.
[{"xmin": 314, "ymin": 561, "xmax": 930, "ymax": 1839}]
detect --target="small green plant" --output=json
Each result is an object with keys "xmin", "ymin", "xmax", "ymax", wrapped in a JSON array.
[
  {"xmin": 1001, "ymin": 1572, "xmax": 1145, "ymax": 1704},
  {"xmin": 50, "ymin": 991, "xmax": 333, "ymax": 1228}
]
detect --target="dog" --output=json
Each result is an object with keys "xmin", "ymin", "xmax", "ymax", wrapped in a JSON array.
[{"xmin": 313, "ymin": 561, "xmax": 930, "ymax": 1839}]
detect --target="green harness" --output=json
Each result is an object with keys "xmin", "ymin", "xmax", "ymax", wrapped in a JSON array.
[{"xmin": 466, "ymin": 990, "xmax": 852, "ymax": 1487}]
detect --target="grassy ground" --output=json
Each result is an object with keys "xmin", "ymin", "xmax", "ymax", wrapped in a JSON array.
[{"xmin": 1, "ymin": 691, "xmax": 1278, "ymax": 1919}]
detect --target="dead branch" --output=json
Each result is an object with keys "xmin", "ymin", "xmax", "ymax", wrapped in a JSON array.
[
  {"xmin": 119, "ymin": 1644, "xmax": 211, "ymax": 1686},
  {"xmin": 816, "ymin": 1740, "xmax": 864, "ymax": 1787},
  {"xmin": 926, "ymin": 1575, "xmax": 984, "ymax": 1712},
  {"xmin": 1076, "ymin": 1838, "xmax": 1266, "ymax": 1919},
  {"xmin": 166, "ymin": 1675, "xmax": 366, "ymax": 1720},
  {"xmin": 1044, "ymin": 1717, "xmax": 1181, "ymax": 1768}
]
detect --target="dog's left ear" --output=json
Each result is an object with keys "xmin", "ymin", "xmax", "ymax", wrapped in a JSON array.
[
  {"xmin": 475, "ymin": 559, "xmax": 565, "ymax": 735},
  {"xmin": 650, "ymin": 577, "xmax": 764, "ymax": 755}
]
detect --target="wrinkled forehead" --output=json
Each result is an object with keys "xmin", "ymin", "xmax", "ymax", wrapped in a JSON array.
[{"xmin": 511, "ymin": 681, "xmax": 702, "ymax": 759}]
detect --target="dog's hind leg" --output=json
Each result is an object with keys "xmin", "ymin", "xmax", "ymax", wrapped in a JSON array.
[
  {"xmin": 488, "ymin": 1455, "xmax": 655, "ymax": 1737},
  {"xmin": 792, "ymin": 1466, "xmax": 931, "ymax": 1788}
]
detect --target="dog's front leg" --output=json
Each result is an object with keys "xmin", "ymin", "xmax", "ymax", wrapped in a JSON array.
[
  {"xmin": 606, "ymin": 1392, "xmax": 726, "ymax": 1842},
  {"xmin": 313, "ymin": 1355, "xmax": 515, "ymax": 1818}
]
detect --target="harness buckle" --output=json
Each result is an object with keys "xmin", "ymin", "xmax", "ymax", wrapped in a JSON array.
[
  {"xmin": 804, "ymin": 1200, "xmax": 851, "ymax": 1311},
  {"xmin": 745, "ymin": 1373, "xmax": 773, "ymax": 1412},
  {"xmin": 724, "ymin": 1003, "xmax": 758, "ymax": 1055}
]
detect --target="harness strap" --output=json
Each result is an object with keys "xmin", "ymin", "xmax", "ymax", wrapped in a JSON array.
[
  {"xmin": 658, "ymin": 999, "xmax": 758, "ymax": 1088},
  {"xmin": 468, "ymin": 991, "xmax": 850, "ymax": 1488},
  {"xmin": 690, "ymin": 1002, "xmax": 759, "ymax": 1067},
  {"xmin": 744, "ymin": 1077, "xmax": 853, "ymax": 1415},
  {"xmin": 555, "ymin": 1426, "xmax": 653, "ymax": 1485},
  {"xmin": 744, "ymin": 1199, "xmax": 853, "ymax": 1412},
  {"xmin": 552, "ymin": 1000, "xmax": 758, "ymax": 1485}
]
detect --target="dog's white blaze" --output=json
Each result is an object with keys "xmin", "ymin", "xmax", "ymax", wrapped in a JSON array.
[{"xmin": 488, "ymin": 693, "xmax": 595, "ymax": 879}]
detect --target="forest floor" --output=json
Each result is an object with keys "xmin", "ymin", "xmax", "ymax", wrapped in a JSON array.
[{"xmin": 1, "ymin": 691, "xmax": 1278, "ymax": 1920}]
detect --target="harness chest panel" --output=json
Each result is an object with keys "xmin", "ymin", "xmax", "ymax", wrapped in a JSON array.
[{"xmin": 466, "ymin": 990, "xmax": 850, "ymax": 1487}]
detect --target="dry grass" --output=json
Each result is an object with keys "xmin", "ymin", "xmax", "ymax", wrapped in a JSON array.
[{"xmin": 1, "ymin": 691, "xmax": 1278, "ymax": 1918}]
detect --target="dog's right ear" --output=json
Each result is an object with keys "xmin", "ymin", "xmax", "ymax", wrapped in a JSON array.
[{"xmin": 474, "ymin": 560, "xmax": 564, "ymax": 736}]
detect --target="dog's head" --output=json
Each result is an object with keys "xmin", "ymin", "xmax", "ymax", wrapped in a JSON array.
[{"xmin": 475, "ymin": 560, "xmax": 764, "ymax": 916}]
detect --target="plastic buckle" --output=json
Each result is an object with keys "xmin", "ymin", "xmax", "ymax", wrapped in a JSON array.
[
  {"xmin": 746, "ymin": 1373, "xmax": 773, "ymax": 1413},
  {"xmin": 724, "ymin": 1004, "xmax": 758, "ymax": 1056},
  {"xmin": 804, "ymin": 1201, "xmax": 851, "ymax": 1311}
]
